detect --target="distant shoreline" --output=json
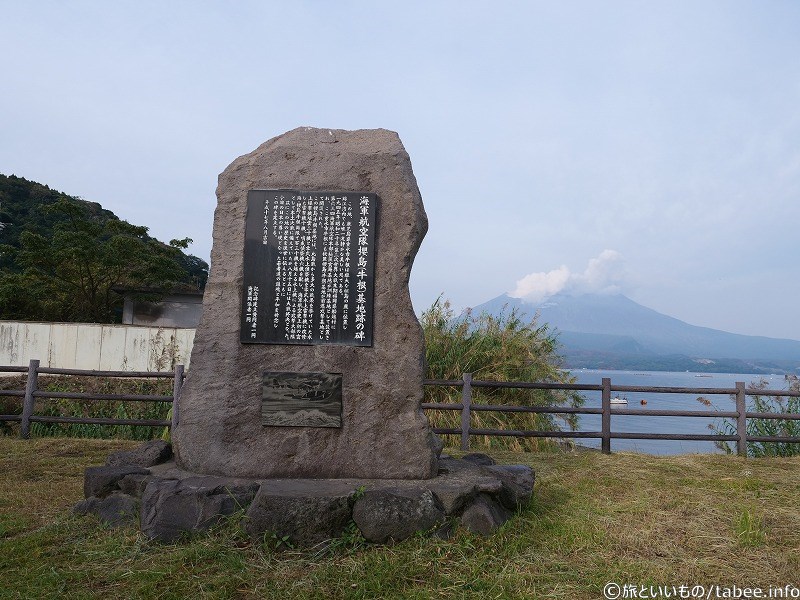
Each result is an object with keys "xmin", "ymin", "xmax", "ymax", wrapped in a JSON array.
[{"xmin": 560, "ymin": 356, "xmax": 799, "ymax": 376}]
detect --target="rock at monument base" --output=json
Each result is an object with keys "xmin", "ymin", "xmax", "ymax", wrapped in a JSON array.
[
  {"xmin": 461, "ymin": 453, "xmax": 497, "ymax": 466},
  {"xmin": 140, "ymin": 478, "xmax": 259, "ymax": 543},
  {"xmin": 74, "ymin": 440, "xmax": 535, "ymax": 547},
  {"xmin": 74, "ymin": 493, "xmax": 140, "ymax": 527},
  {"xmin": 75, "ymin": 445, "xmax": 535, "ymax": 545},
  {"xmin": 436, "ymin": 457, "xmax": 535, "ymax": 511},
  {"xmin": 482, "ymin": 465, "xmax": 536, "ymax": 509},
  {"xmin": 84, "ymin": 465, "xmax": 150, "ymax": 499},
  {"xmin": 427, "ymin": 471, "xmax": 503, "ymax": 515},
  {"xmin": 352, "ymin": 488, "xmax": 445, "ymax": 543},
  {"xmin": 107, "ymin": 440, "xmax": 173, "ymax": 468},
  {"xmin": 245, "ymin": 488, "xmax": 354, "ymax": 547},
  {"xmin": 459, "ymin": 494, "xmax": 511, "ymax": 536},
  {"xmin": 118, "ymin": 473, "xmax": 154, "ymax": 499}
]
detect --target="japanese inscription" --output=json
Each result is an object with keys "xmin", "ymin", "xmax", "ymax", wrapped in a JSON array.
[{"xmin": 241, "ymin": 189, "xmax": 377, "ymax": 346}]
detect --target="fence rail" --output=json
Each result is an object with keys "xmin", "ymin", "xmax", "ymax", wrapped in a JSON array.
[
  {"xmin": 1, "ymin": 360, "xmax": 184, "ymax": 438},
  {"xmin": 3, "ymin": 362, "xmax": 799, "ymax": 456},
  {"xmin": 422, "ymin": 374, "xmax": 800, "ymax": 456}
]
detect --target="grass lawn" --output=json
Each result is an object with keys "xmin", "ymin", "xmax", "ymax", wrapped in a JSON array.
[{"xmin": 1, "ymin": 437, "xmax": 798, "ymax": 599}]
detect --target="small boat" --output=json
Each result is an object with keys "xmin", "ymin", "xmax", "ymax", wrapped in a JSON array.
[{"xmin": 610, "ymin": 395, "xmax": 628, "ymax": 405}]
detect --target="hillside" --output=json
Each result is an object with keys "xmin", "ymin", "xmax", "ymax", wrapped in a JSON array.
[
  {"xmin": 472, "ymin": 293, "xmax": 800, "ymax": 373},
  {"xmin": 0, "ymin": 175, "xmax": 113, "ymax": 269},
  {"xmin": 0, "ymin": 174, "xmax": 208, "ymax": 322}
]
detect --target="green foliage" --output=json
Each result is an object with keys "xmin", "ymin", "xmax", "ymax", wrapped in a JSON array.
[
  {"xmin": 735, "ymin": 508, "xmax": 767, "ymax": 547},
  {"xmin": 161, "ymin": 406, "xmax": 173, "ymax": 442},
  {"xmin": 0, "ymin": 377, "xmax": 22, "ymax": 425},
  {"xmin": 422, "ymin": 297, "xmax": 584, "ymax": 452},
  {"xmin": 17, "ymin": 376, "xmax": 171, "ymax": 441},
  {"xmin": 3, "ymin": 199, "xmax": 184, "ymax": 322},
  {"xmin": 262, "ymin": 531, "xmax": 295, "ymax": 551},
  {"xmin": 0, "ymin": 174, "xmax": 208, "ymax": 322},
  {"xmin": 703, "ymin": 379, "xmax": 800, "ymax": 457},
  {"xmin": 0, "ymin": 175, "xmax": 116, "ymax": 269}
]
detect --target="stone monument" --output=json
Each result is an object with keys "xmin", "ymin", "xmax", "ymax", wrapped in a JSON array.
[
  {"xmin": 172, "ymin": 126, "xmax": 440, "ymax": 479},
  {"xmin": 74, "ymin": 128, "xmax": 535, "ymax": 544}
]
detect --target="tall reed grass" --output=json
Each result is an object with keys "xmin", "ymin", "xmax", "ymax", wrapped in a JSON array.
[{"xmin": 422, "ymin": 297, "xmax": 583, "ymax": 451}]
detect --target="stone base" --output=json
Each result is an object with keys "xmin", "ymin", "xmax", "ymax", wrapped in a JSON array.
[{"xmin": 75, "ymin": 441, "xmax": 535, "ymax": 545}]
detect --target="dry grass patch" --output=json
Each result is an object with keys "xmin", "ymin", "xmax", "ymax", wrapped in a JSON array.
[
  {"xmin": 515, "ymin": 451, "xmax": 800, "ymax": 589},
  {"xmin": 0, "ymin": 437, "xmax": 136, "ymax": 536}
]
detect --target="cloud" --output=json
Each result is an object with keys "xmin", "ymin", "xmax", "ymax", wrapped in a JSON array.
[{"xmin": 509, "ymin": 250, "xmax": 626, "ymax": 303}]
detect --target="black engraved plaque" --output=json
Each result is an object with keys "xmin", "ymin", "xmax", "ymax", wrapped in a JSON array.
[
  {"xmin": 241, "ymin": 189, "xmax": 377, "ymax": 346},
  {"xmin": 261, "ymin": 371, "xmax": 342, "ymax": 428}
]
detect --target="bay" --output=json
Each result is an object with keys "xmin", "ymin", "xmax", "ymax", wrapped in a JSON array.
[{"xmin": 568, "ymin": 369, "xmax": 793, "ymax": 454}]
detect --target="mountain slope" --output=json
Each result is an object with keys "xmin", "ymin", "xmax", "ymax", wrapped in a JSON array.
[
  {"xmin": 472, "ymin": 293, "xmax": 800, "ymax": 363},
  {"xmin": 0, "ymin": 173, "xmax": 208, "ymax": 284},
  {"xmin": 0, "ymin": 173, "xmax": 209, "ymax": 323}
]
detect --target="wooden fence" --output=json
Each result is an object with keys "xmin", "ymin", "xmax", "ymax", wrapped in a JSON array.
[
  {"xmin": 3, "ymin": 361, "xmax": 799, "ymax": 457},
  {"xmin": 422, "ymin": 374, "xmax": 800, "ymax": 456},
  {"xmin": 0, "ymin": 360, "xmax": 184, "ymax": 438}
]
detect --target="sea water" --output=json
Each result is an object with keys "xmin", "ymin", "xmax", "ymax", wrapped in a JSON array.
[{"xmin": 567, "ymin": 370, "xmax": 793, "ymax": 454}]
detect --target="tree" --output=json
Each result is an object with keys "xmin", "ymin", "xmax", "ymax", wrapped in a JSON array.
[
  {"xmin": 421, "ymin": 297, "xmax": 584, "ymax": 451},
  {"xmin": 0, "ymin": 199, "xmax": 198, "ymax": 322}
]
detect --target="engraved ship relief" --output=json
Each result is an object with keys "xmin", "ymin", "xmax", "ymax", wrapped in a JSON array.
[{"xmin": 261, "ymin": 371, "xmax": 342, "ymax": 428}]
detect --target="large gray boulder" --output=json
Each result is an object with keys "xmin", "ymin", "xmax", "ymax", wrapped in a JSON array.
[{"xmin": 173, "ymin": 127, "xmax": 438, "ymax": 479}]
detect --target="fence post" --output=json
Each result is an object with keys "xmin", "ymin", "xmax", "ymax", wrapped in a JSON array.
[
  {"xmin": 601, "ymin": 377, "xmax": 611, "ymax": 454},
  {"xmin": 735, "ymin": 382, "xmax": 747, "ymax": 457},
  {"xmin": 171, "ymin": 364, "xmax": 184, "ymax": 431},
  {"xmin": 20, "ymin": 359, "xmax": 39, "ymax": 439},
  {"xmin": 461, "ymin": 373, "xmax": 472, "ymax": 451}
]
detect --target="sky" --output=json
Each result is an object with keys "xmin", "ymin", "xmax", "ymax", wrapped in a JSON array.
[{"xmin": 2, "ymin": 1, "xmax": 800, "ymax": 339}]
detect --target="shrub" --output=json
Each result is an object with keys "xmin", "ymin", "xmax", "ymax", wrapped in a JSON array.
[{"xmin": 701, "ymin": 378, "xmax": 800, "ymax": 457}]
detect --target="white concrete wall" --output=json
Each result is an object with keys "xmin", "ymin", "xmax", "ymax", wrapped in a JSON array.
[{"xmin": 0, "ymin": 321, "xmax": 195, "ymax": 371}]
